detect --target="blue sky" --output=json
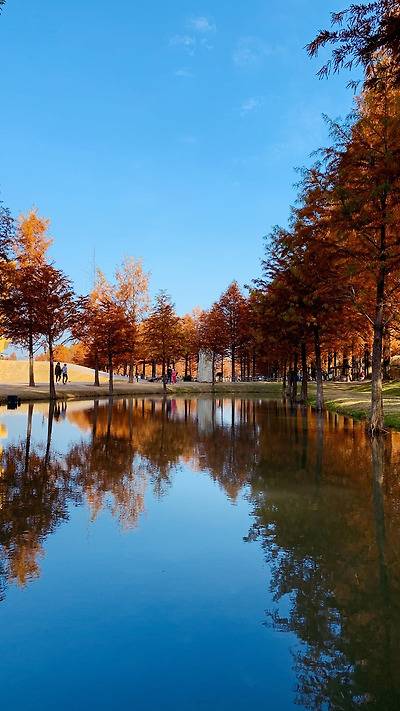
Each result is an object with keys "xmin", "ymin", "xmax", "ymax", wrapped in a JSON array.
[{"xmin": 0, "ymin": 0, "xmax": 352, "ymax": 314}]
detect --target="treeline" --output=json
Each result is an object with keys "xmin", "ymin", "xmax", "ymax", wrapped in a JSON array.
[
  {"xmin": 248, "ymin": 1, "xmax": 400, "ymax": 433},
  {"xmin": 0, "ymin": 208, "xmax": 258, "ymax": 395}
]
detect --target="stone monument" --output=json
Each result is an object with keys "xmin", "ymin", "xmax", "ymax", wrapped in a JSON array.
[{"xmin": 197, "ymin": 349, "xmax": 213, "ymax": 382}]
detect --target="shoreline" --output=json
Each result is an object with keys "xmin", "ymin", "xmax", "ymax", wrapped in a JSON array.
[
  {"xmin": 3, "ymin": 379, "xmax": 400, "ymax": 430},
  {"xmin": 0, "ymin": 380, "xmax": 284, "ymax": 405}
]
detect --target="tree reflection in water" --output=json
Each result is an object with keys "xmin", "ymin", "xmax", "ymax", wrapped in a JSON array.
[
  {"xmin": 0, "ymin": 397, "xmax": 400, "ymax": 707},
  {"xmin": 246, "ymin": 408, "xmax": 400, "ymax": 710}
]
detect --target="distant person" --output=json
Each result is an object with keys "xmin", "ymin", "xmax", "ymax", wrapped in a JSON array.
[
  {"xmin": 55, "ymin": 362, "xmax": 62, "ymax": 383},
  {"xmin": 167, "ymin": 366, "xmax": 172, "ymax": 384},
  {"xmin": 171, "ymin": 368, "xmax": 177, "ymax": 384},
  {"xmin": 62, "ymin": 363, "xmax": 68, "ymax": 384}
]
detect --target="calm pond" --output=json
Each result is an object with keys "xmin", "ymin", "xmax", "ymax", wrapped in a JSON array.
[{"xmin": 0, "ymin": 397, "xmax": 399, "ymax": 710}]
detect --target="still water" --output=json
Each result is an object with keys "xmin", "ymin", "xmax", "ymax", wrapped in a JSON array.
[{"xmin": 0, "ymin": 397, "xmax": 399, "ymax": 710}]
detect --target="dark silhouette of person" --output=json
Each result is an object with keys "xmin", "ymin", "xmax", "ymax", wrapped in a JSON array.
[{"xmin": 55, "ymin": 362, "xmax": 62, "ymax": 383}]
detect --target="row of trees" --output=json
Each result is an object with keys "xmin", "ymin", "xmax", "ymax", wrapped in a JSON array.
[
  {"xmin": 0, "ymin": 208, "xmax": 258, "ymax": 396},
  {"xmin": 246, "ymin": 1, "xmax": 400, "ymax": 433}
]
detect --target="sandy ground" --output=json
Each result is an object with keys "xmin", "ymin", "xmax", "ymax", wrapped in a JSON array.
[
  {"xmin": 0, "ymin": 360, "xmax": 109, "ymax": 384},
  {"xmin": 0, "ymin": 362, "xmax": 283, "ymax": 403}
]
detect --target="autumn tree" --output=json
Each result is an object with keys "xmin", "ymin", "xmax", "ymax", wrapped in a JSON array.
[
  {"xmin": 307, "ymin": 1, "xmax": 400, "ymax": 89},
  {"xmin": 0, "ymin": 201, "xmax": 13, "ymax": 264},
  {"xmin": 115, "ymin": 257, "xmax": 150, "ymax": 382},
  {"xmin": 143, "ymin": 291, "xmax": 180, "ymax": 388},
  {"xmin": 1, "ymin": 210, "xmax": 52, "ymax": 386},
  {"xmin": 80, "ymin": 273, "xmax": 133, "ymax": 395},
  {"xmin": 322, "ymin": 80, "xmax": 400, "ymax": 431},
  {"xmin": 95, "ymin": 298, "xmax": 132, "ymax": 395},
  {"xmin": 216, "ymin": 281, "xmax": 247, "ymax": 382},
  {"xmin": 32, "ymin": 264, "xmax": 85, "ymax": 399},
  {"xmin": 75, "ymin": 271, "xmax": 112, "ymax": 387},
  {"xmin": 180, "ymin": 309, "xmax": 201, "ymax": 379},
  {"xmin": 199, "ymin": 304, "xmax": 228, "ymax": 383}
]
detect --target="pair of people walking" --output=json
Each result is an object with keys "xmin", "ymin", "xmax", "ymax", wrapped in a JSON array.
[
  {"xmin": 55, "ymin": 362, "xmax": 68, "ymax": 384},
  {"xmin": 166, "ymin": 367, "xmax": 177, "ymax": 384}
]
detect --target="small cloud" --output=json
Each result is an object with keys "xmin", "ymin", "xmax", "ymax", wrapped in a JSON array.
[
  {"xmin": 233, "ymin": 37, "xmax": 272, "ymax": 68},
  {"xmin": 169, "ymin": 34, "xmax": 196, "ymax": 55},
  {"xmin": 240, "ymin": 97, "xmax": 263, "ymax": 116},
  {"xmin": 169, "ymin": 17, "xmax": 216, "ymax": 56},
  {"xmin": 188, "ymin": 16, "xmax": 216, "ymax": 33},
  {"xmin": 174, "ymin": 68, "xmax": 194, "ymax": 78}
]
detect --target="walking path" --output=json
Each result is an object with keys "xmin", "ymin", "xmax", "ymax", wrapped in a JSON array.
[{"xmin": 0, "ymin": 379, "xmax": 283, "ymax": 403}]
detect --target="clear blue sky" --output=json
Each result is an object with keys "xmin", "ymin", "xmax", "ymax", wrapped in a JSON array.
[{"xmin": 0, "ymin": 0, "xmax": 352, "ymax": 314}]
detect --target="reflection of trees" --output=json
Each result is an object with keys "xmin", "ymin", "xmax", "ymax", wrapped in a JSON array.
[
  {"xmin": 66, "ymin": 399, "xmax": 147, "ymax": 528},
  {"xmin": 0, "ymin": 396, "xmax": 263, "ymax": 598},
  {"xmin": 0, "ymin": 403, "xmax": 75, "ymax": 591},
  {"xmin": 68, "ymin": 397, "xmax": 260, "ymax": 501},
  {"xmin": 245, "ymin": 412, "xmax": 400, "ymax": 710},
  {"xmin": 1, "ymin": 394, "xmax": 400, "ymax": 710}
]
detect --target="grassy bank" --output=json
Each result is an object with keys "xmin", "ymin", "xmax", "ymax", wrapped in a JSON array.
[{"xmin": 307, "ymin": 381, "xmax": 400, "ymax": 430}]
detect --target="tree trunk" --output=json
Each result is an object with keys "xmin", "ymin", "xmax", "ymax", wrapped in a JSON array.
[
  {"xmin": 300, "ymin": 341, "xmax": 308, "ymax": 403},
  {"xmin": 282, "ymin": 360, "xmax": 287, "ymax": 396},
  {"xmin": 49, "ymin": 337, "xmax": 56, "ymax": 401},
  {"xmin": 28, "ymin": 329, "xmax": 35, "ymax": 387},
  {"xmin": 128, "ymin": 362, "xmax": 134, "ymax": 384},
  {"xmin": 108, "ymin": 352, "xmax": 114, "ymax": 396},
  {"xmin": 285, "ymin": 357, "xmax": 292, "ymax": 397},
  {"xmin": 107, "ymin": 397, "xmax": 113, "ymax": 438},
  {"xmin": 342, "ymin": 348, "xmax": 350, "ymax": 381},
  {"xmin": 383, "ymin": 328, "xmax": 391, "ymax": 382},
  {"xmin": 313, "ymin": 325, "xmax": 324, "ymax": 412},
  {"xmin": 94, "ymin": 350, "xmax": 100, "ymax": 386},
  {"xmin": 45, "ymin": 401, "xmax": 54, "ymax": 467},
  {"xmin": 231, "ymin": 345, "xmax": 235, "ymax": 382},
  {"xmin": 185, "ymin": 355, "xmax": 189, "ymax": 378},
  {"xmin": 212, "ymin": 351, "xmax": 215, "ymax": 386},
  {"xmin": 327, "ymin": 352, "xmax": 332, "ymax": 378},
  {"xmin": 24, "ymin": 403, "xmax": 34, "ymax": 475},
  {"xmin": 92, "ymin": 399, "xmax": 99, "ymax": 438},
  {"xmin": 364, "ymin": 345, "xmax": 370, "ymax": 379}
]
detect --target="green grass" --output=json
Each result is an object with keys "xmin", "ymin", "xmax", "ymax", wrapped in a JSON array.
[{"xmin": 308, "ymin": 380, "xmax": 400, "ymax": 430}]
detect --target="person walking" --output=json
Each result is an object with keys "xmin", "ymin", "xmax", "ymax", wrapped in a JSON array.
[
  {"xmin": 62, "ymin": 363, "xmax": 68, "ymax": 384},
  {"xmin": 55, "ymin": 362, "xmax": 62, "ymax": 383},
  {"xmin": 171, "ymin": 368, "xmax": 177, "ymax": 384}
]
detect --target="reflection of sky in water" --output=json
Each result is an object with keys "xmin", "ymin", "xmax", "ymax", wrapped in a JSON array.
[
  {"xmin": 0, "ymin": 398, "xmax": 399, "ymax": 710},
  {"xmin": 0, "ymin": 398, "xmax": 301, "ymax": 710}
]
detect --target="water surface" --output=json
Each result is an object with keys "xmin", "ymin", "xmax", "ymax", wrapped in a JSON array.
[{"xmin": 0, "ymin": 397, "xmax": 399, "ymax": 710}]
